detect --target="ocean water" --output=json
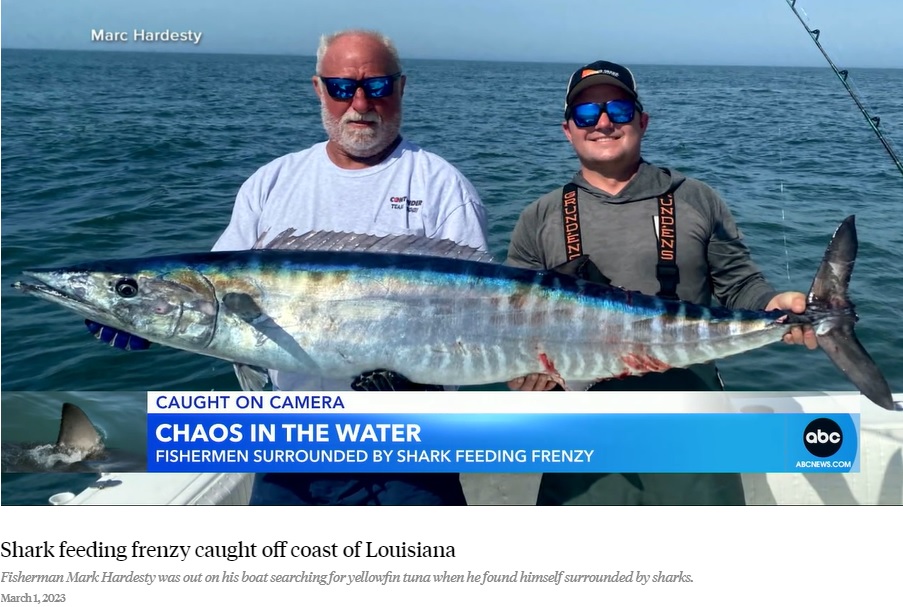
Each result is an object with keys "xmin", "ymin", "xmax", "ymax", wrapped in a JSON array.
[{"xmin": 2, "ymin": 49, "xmax": 902, "ymax": 504}]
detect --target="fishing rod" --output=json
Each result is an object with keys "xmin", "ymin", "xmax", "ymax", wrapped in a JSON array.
[{"xmin": 785, "ymin": 0, "xmax": 903, "ymax": 178}]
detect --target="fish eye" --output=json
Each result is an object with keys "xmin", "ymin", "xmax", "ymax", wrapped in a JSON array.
[{"xmin": 114, "ymin": 278, "xmax": 139, "ymax": 298}]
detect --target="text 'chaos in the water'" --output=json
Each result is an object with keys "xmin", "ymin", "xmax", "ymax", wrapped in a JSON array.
[{"xmin": 153, "ymin": 422, "xmax": 422, "ymax": 443}]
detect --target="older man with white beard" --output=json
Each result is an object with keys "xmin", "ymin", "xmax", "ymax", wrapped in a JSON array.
[
  {"xmin": 213, "ymin": 29, "xmax": 488, "ymax": 386},
  {"xmin": 210, "ymin": 29, "xmax": 490, "ymax": 506},
  {"xmin": 81, "ymin": 29, "xmax": 487, "ymax": 505}
]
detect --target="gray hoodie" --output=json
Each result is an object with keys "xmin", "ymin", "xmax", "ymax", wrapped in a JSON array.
[{"xmin": 506, "ymin": 161, "xmax": 777, "ymax": 311}]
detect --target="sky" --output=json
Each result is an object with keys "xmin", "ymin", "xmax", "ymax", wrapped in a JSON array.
[{"xmin": 1, "ymin": 0, "xmax": 901, "ymax": 68}]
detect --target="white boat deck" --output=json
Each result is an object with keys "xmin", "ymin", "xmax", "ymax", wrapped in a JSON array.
[
  {"xmin": 52, "ymin": 472, "xmax": 254, "ymax": 506},
  {"xmin": 51, "ymin": 393, "xmax": 903, "ymax": 506}
]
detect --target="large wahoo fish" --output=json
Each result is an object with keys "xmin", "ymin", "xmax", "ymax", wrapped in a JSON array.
[{"xmin": 12, "ymin": 216, "xmax": 897, "ymax": 409}]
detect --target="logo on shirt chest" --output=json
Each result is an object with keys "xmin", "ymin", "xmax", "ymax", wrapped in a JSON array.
[{"xmin": 388, "ymin": 195, "xmax": 424, "ymax": 213}]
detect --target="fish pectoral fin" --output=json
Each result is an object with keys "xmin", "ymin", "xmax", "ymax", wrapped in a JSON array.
[
  {"xmin": 221, "ymin": 292, "xmax": 266, "ymax": 323},
  {"xmin": 221, "ymin": 291, "xmax": 321, "ymax": 372},
  {"xmin": 233, "ymin": 364, "xmax": 270, "ymax": 391}
]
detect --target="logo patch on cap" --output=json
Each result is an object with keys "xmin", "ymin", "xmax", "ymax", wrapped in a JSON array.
[{"xmin": 566, "ymin": 61, "xmax": 640, "ymax": 117}]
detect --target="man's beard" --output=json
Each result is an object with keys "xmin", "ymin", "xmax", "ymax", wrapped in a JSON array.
[{"xmin": 321, "ymin": 105, "xmax": 402, "ymax": 158}]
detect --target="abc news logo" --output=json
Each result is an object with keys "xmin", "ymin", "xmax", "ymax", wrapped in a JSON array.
[{"xmin": 803, "ymin": 418, "xmax": 843, "ymax": 458}]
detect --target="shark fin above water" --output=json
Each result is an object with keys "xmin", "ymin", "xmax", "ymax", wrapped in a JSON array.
[{"xmin": 56, "ymin": 402, "xmax": 103, "ymax": 454}]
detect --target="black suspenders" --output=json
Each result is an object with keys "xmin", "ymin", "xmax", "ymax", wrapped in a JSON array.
[
  {"xmin": 654, "ymin": 191, "xmax": 679, "ymax": 300},
  {"xmin": 561, "ymin": 183, "xmax": 680, "ymax": 299},
  {"xmin": 561, "ymin": 183, "xmax": 583, "ymax": 261}
]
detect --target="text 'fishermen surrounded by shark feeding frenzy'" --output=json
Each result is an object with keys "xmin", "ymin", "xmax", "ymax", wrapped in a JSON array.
[{"xmin": 12, "ymin": 217, "xmax": 899, "ymax": 410}]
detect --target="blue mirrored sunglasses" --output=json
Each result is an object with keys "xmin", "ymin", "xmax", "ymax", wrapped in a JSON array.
[
  {"xmin": 568, "ymin": 99, "xmax": 641, "ymax": 127},
  {"xmin": 319, "ymin": 72, "xmax": 402, "ymax": 100}
]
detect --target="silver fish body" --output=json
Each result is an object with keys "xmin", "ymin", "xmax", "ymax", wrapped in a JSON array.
[{"xmin": 12, "ymin": 218, "xmax": 898, "ymax": 410}]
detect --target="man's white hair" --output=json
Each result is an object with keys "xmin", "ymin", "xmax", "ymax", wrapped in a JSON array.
[{"xmin": 315, "ymin": 29, "xmax": 402, "ymax": 75}]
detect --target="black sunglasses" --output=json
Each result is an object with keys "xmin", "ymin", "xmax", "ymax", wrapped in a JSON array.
[
  {"xmin": 319, "ymin": 72, "xmax": 402, "ymax": 101},
  {"xmin": 567, "ymin": 99, "xmax": 642, "ymax": 127}
]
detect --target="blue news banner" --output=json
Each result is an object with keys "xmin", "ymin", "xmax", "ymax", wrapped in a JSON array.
[{"xmin": 146, "ymin": 392, "xmax": 861, "ymax": 474}]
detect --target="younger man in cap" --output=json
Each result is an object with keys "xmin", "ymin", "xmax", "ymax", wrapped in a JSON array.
[{"xmin": 505, "ymin": 60, "xmax": 815, "ymax": 505}]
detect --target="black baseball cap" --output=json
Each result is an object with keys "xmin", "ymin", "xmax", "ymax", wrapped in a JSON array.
[{"xmin": 564, "ymin": 60, "xmax": 641, "ymax": 116}]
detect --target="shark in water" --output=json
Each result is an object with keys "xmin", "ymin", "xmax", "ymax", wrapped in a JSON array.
[{"xmin": 2, "ymin": 402, "xmax": 145, "ymax": 472}]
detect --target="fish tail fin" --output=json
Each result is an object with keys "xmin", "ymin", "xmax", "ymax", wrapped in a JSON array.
[{"xmin": 807, "ymin": 216, "xmax": 897, "ymax": 410}]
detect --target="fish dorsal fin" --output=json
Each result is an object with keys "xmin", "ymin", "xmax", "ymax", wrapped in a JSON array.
[
  {"xmin": 56, "ymin": 402, "xmax": 103, "ymax": 453},
  {"xmin": 253, "ymin": 229, "xmax": 495, "ymax": 262}
]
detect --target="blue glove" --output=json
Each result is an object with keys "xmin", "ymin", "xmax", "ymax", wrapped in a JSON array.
[{"xmin": 84, "ymin": 320, "xmax": 151, "ymax": 351}]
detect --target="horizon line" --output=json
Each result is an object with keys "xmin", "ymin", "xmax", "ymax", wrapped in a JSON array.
[{"xmin": 2, "ymin": 46, "xmax": 901, "ymax": 71}]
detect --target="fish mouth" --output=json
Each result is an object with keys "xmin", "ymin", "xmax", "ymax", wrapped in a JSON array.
[
  {"xmin": 12, "ymin": 272, "xmax": 104, "ymax": 319},
  {"xmin": 14, "ymin": 272, "xmax": 81, "ymax": 301},
  {"xmin": 14, "ymin": 278, "xmax": 70, "ymax": 299}
]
